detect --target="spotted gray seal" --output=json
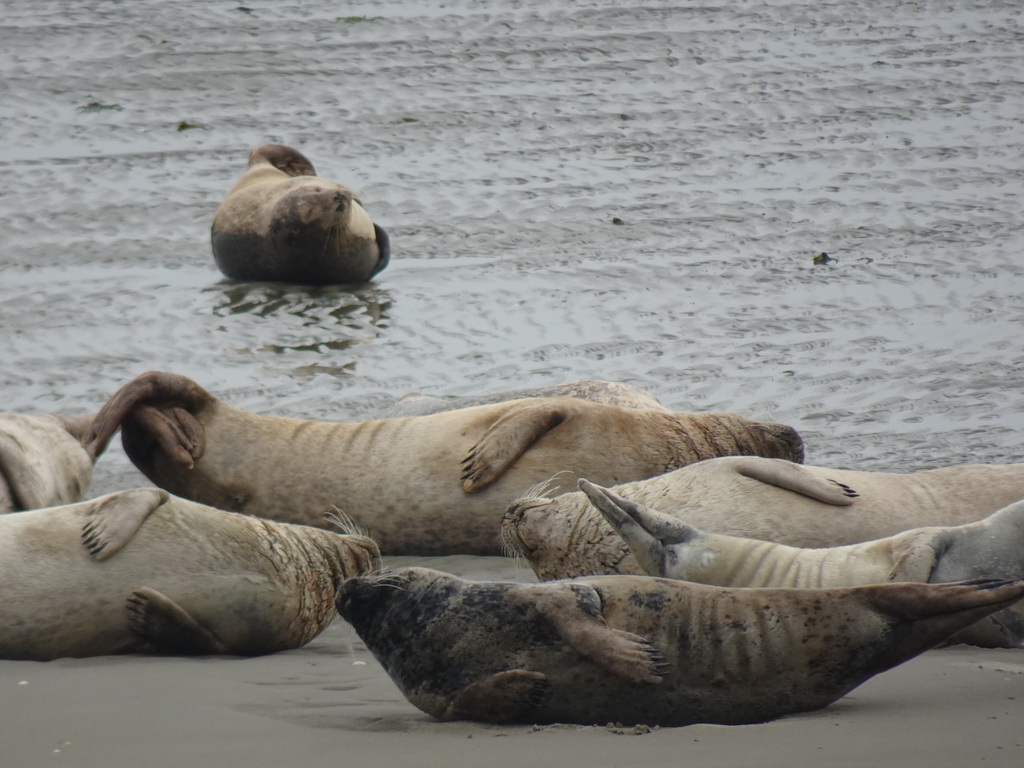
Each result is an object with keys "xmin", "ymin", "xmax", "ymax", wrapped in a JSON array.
[
  {"xmin": 0, "ymin": 411, "xmax": 115, "ymax": 512},
  {"xmin": 502, "ymin": 455, "xmax": 1024, "ymax": 580},
  {"xmin": 0, "ymin": 488, "xmax": 380, "ymax": 660},
  {"xmin": 85, "ymin": 371, "xmax": 804, "ymax": 555},
  {"xmin": 580, "ymin": 480, "xmax": 1024, "ymax": 647},
  {"xmin": 336, "ymin": 567, "xmax": 1024, "ymax": 726},
  {"xmin": 211, "ymin": 143, "xmax": 390, "ymax": 284}
]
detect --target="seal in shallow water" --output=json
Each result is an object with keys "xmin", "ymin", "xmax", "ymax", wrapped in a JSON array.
[
  {"xmin": 501, "ymin": 455, "xmax": 1024, "ymax": 580},
  {"xmin": 0, "ymin": 488, "xmax": 380, "ymax": 660},
  {"xmin": 580, "ymin": 480, "xmax": 1024, "ymax": 647},
  {"xmin": 211, "ymin": 143, "xmax": 390, "ymax": 284},
  {"xmin": 86, "ymin": 371, "xmax": 804, "ymax": 555},
  {"xmin": 0, "ymin": 411, "xmax": 115, "ymax": 512},
  {"xmin": 336, "ymin": 567, "xmax": 1024, "ymax": 726}
]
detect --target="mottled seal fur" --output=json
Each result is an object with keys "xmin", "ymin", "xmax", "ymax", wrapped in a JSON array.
[
  {"xmin": 86, "ymin": 371, "xmax": 804, "ymax": 555},
  {"xmin": 580, "ymin": 480, "xmax": 1024, "ymax": 647},
  {"xmin": 0, "ymin": 489, "xmax": 380, "ymax": 660},
  {"xmin": 0, "ymin": 411, "xmax": 115, "ymax": 512},
  {"xmin": 211, "ymin": 143, "xmax": 390, "ymax": 284},
  {"xmin": 502, "ymin": 456, "xmax": 1024, "ymax": 580},
  {"xmin": 337, "ymin": 567, "xmax": 1024, "ymax": 726},
  {"xmin": 380, "ymin": 379, "xmax": 666, "ymax": 418}
]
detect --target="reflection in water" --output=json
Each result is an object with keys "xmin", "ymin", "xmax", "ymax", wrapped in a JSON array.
[
  {"xmin": 205, "ymin": 281, "xmax": 394, "ymax": 360},
  {"xmin": 209, "ymin": 281, "xmax": 392, "ymax": 327}
]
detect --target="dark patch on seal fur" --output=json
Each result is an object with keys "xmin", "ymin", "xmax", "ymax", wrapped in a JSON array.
[{"xmin": 628, "ymin": 591, "xmax": 667, "ymax": 613}]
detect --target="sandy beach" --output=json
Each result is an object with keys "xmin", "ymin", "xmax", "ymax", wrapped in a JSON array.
[{"xmin": 2, "ymin": 0, "xmax": 1023, "ymax": 765}]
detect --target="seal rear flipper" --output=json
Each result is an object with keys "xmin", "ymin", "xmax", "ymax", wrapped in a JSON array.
[
  {"xmin": 127, "ymin": 587, "xmax": 228, "ymax": 655},
  {"xmin": 442, "ymin": 670, "xmax": 549, "ymax": 723},
  {"xmin": 859, "ymin": 579, "xmax": 1024, "ymax": 660},
  {"xmin": 81, "ymin": 489, "xmax": 168, "ymax": 561},
  {"xmin": 461, "ymin": 403, "xmax": 568, "ymax": 493},
  {"xmin": 516, "ymin": 584, "xmax": 665, "ymax": 685},
  {"xmin": 87, "ymin": 371, "xmax": 212, "ymax": 462},
  {"xmin": 371, "ymin": 224, "xmax": 390, "ymax": 277},
  {"xmin": 731, "ymin": 457, "xmax": 859, "ymax": 506},
  {"xmin": 131, "ymin": 405, "xmax": 205, "ymax": 469}
]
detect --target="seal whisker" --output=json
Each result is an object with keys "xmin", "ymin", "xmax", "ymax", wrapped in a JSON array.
[{"xmin": 324, "ymin": 506, "xmax": 372, "ymax": 539}]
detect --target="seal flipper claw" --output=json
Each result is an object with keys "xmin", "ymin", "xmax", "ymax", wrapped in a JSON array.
[
  {"xmin": 443, "ymin": 669, "xmax": 549, "ymax": 722},
  {"xmin": 81, "ymin": 489, "xmax": 167, "ymax": 561},
  {"xmin": 517, "ymin": 584, "xmax": 664, "ymax": 685},
  {"xmin": 461, "ymin": 404, "xmax": 568, "ymax": 493},
  {"xmin": 127, "ymin": 587, "xmax": 227, "ymax": 654}
]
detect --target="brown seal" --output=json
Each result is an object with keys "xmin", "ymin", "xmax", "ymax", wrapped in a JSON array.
[
  {"xmin": 211, "ymin": 143, "xmax": 390, "ymax": 284},
  {"xmin": 502, "ymin": 455, "xmax": 1024, "ymax": 580},
  {"xmin": 580, "ymin": 480, "xmax": 1024, "ymax": 647},
  {"xmin": 86, "ymin": 371, "xmax": 804, "ymax": 555},
  {"xmin": 0, "ymin": 411, "xmax": 116, "ymax": 512},
  {"xmin": 380, "ymin": 379, "xmax": 667, "ymax": 418},
  {"xmin": 0, "ymin": 488, "xmax": 380, "ymax": 660},
  {"xmin": 336, "ymin": 567, "xmax": 1024, "ymax": 726}
]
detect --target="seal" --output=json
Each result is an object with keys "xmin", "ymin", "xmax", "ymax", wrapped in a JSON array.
[
  {"xmin": 502, "ymin": 455, "xmax": 1024, "ymax": 581},
  {"xmin": 580, "ymin": 480, "xmax": 1024, "ymax": 647},
  {"xmin": 211, "ymin": 143, "xmax": 390, "ymax": 284},
  {"xmin": 0, "ymin": 411, "xmax": 116, "ymax": 512},
  {"xmin": 0, "ymin": 488, "xmax": 381, "ymax": 660},
  {"xmin": 86, "ymin": 371, "xmax": 804, "ymax": 555},
  {"xmin": 336, "ymin": 567, "xmax": 1024, "ymax": 726},
  {"xmin": 380, "ymin": 379, "xmax": 667, "ymax": 418}
]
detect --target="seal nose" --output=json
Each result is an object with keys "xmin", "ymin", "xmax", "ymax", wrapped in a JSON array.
[{"xmin": 333, "ymin": 192, "xmax": 347, "ymax": 212}]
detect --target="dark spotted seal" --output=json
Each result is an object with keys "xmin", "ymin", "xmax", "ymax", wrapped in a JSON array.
[
  {"xmin": 211, "ymin": 143, "xmax": 390, "ymax": 284},
  {"xmin": 336, "ymin": 567, "xmax": 1024, "ymax": 726}
]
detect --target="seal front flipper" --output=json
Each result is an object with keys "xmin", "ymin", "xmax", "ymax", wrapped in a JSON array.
[
  {"xmin": 514, "ymin": 584, "xmax": 665, "ymax": 685},
  {"xmin": 127, "ymin": 587, "xmax": 228, "ymax": 654},
  {"xmin": 461, "ymin": 403, "xmax": 568, "ymax": 493},
  {"xmin": 731, "ymin": 457, "xmax": 859, "ymax": 506},
  {"xmin": 81, "ymin": 489, "xmax": 168, "ymax": 561},
  {"xmin": 441, "ymin": 670, "xmax": 549, "ymax": 723}
]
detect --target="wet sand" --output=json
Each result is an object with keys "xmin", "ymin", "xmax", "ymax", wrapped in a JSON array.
[{"xmin": 2, "ymin": 0, "xmax": 1024, "ymax": 765}]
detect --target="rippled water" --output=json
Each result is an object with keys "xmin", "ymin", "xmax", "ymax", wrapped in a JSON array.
[{"xmin": 2, "ymin": 0, "xmax": 1023, "ymax": 500}]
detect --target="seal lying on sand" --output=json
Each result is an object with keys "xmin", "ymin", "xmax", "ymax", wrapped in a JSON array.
[
  {"xmin": 502, "ymin": 456, "xmax": 1024, "ymax": 580},
  {"xmin": 0, "ymin": 489, "xmax": 380, "ymax": 660},
  {"xmin": 0, "ymin": 411, "xmax": 115, "ymax": 512},
  {"xmin": 380, "ymin": 379, "xmax": 666, "ymax": 418},
  {"xmin": 580, "ymin": 480, "xmax": 1024, "ymax": 647},
  {"xmin": 337, "ymin": 567, "xmax": 1024, "ymax": 726},
  {"xmin": 86, "ymin": 371, "xmax": 804, "ymax": 555},
  {"xmin": 211, "ymin": 143, "xmax": 390, "ymax": 284}
]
